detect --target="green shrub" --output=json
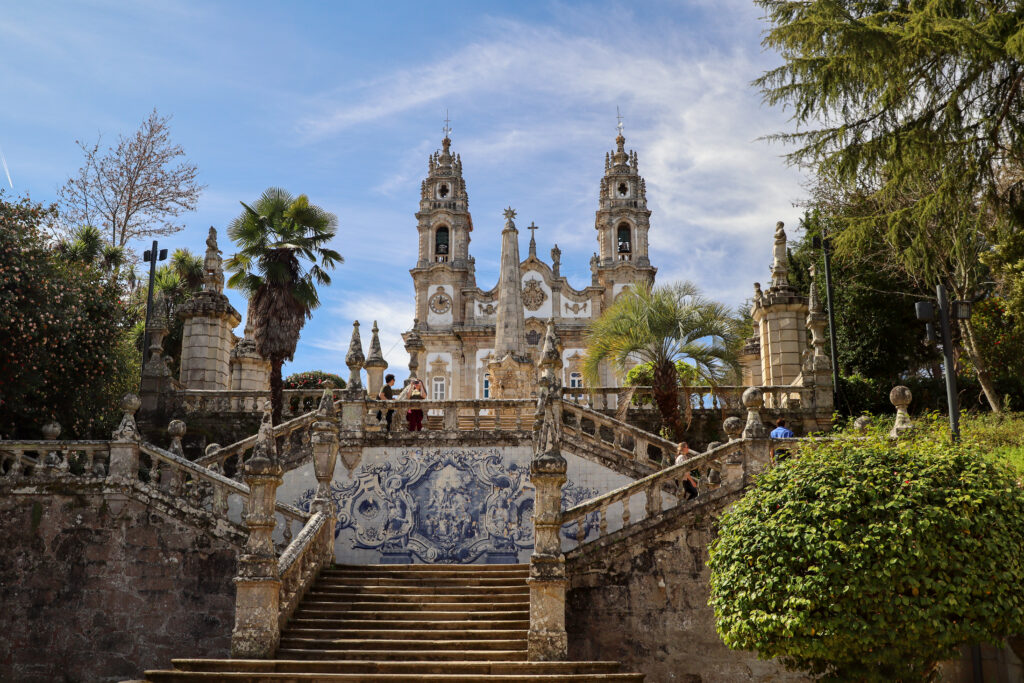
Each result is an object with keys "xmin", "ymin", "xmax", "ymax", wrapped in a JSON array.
[
  {"xmin": 709, "ymin": 429, "xmax": 1024, "ymax": 681},
  {"xmin": 284, "ymin": 370, "xmax": 346, "ymax": 390}
]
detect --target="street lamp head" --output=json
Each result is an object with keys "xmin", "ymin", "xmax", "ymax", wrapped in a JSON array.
[
  {"xmin": 914, "ymin": 301, "xmax": 935, "ymax": 322},
  {"xmin": 952, "ymin": 300, "xmax": 972, "ymax": 320}
]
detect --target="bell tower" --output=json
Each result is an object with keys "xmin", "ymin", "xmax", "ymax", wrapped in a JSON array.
[
  {"xmin": 593, "ymin": 118, "xmax": 656, "ymax": 302},
  {"xmin": 411, "ymin": 122, "xmax": 476, "ymax": 329}
]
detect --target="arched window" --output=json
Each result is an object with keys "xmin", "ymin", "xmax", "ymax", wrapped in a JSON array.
[
  {"xmin": 432, "ymin": 376, "xmax": 446, "ymax": 400},
  {"xmin": 435, "ymin": 226, "xmax": 449, "ymax": 262},
  {"xmin": 617, "ymin": 224, "xmax": 632, "ymax": 261},
  {"xmin": 482, "ymin": 373, "xmax": 491, "ymax": 399}
]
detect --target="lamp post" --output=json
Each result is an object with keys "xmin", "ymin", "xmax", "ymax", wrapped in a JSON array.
[
  {"xmin": 914, "ymin": 284, "xmax": 972, "ymax": 442},
  {"xmin": 812, "ymin": 234, "xmax": 841, "ymax": 410},
  {"xmin": 140, "ymin": 240, "xmax": 168, "ymax": 387}
]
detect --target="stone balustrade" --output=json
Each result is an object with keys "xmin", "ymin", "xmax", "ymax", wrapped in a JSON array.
[
  {"xmin": 178, "ymin": 388, "xmax": 341, "ymax": 419},
  {"xmin": 1, "ymin": 441, "xmax": 111, "ymax": 478},
  {"xmin": 277, "ymin": 510, "xmax": 333, "ymax": 632},
  {"xmin": 364, "ymin": 398, "xmax": 536, "ymax": 433},
  {"xmin": 559, "ymin": 440, "xmax": 739, "ymax": 550},
  {"xmin": 562, "ymin": 384, "xmax": 810, "ymax": 413},
  {"xmin": 560, "ymin": 401, "xmax": 677, "ymax": 470}
]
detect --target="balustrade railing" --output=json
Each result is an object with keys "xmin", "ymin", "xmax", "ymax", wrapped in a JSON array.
[
  {"xmin": 139, "ymin": 443, "xmax": 308, "ymax": 550},
  {"xmin": 178, "ymin": 388, "xmax": 341, "ymax": 419},
  {"xmin": 364, "ymin": 398, "xmax": 535, "ymax": 433},
  {"xmin": 559, "ymin": 440, "xmax": 740, "ymax": 551},
  {"xmin": 197, "ymin": 404, "xmax": 332, "ymax": 475},
  {"xmin": 561, "ymin": 384, "xmax": 811, "ymax": 413},
  {"xmin": 277, "ymin": 510, "xmax": 333, "ymax": 631},
  {"xmin": 560, "ymin": 401, "xmax": 678, "ymax": 468},
  {"xmin": 0, "ymin": 441, "xmax": 111, "ymax": 478}
]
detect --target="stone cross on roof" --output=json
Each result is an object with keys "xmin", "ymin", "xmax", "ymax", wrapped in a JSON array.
[{"xmin": 527, "ymin": 221, "xmax": 538, "ymax": 257}]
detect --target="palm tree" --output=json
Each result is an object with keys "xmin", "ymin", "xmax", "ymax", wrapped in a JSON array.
[
  {"xmin": 58, "ymin": 224, "xmax": 126, "ymax": 273},
  {"xmin": 225, "ymin": 188, "xmax": 342, "ymax": 424},
  {"xmin": 583, "ymin": 282, "xmax": 740, "ymax": 442}
]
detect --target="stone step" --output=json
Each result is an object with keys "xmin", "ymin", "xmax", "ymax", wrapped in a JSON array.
[
  {"xmin": 291, "ymin": 609, "xmax": 530, "ymax": 621},
  {"xmin": 287, "ymin": 618, "xmax": 531, "ymax": 630},
  {"xmin": 310, "ymin": 585, "xmax": 529, "ymax": 597},
  {"xmin": 283, "ymin": 628, "xmax": 529, "ymax": 641},
  {"xmin": 168, "ymin": 659, "xmax": 629, "ymax": 675},
  {"xmin": 146, "ymin": 672, "xmax": 645, "ymax": 682},
  {"xmin": 304, "ymin": 591, "xmax": 529, "ymax": 603},
  {"xmin": 325, "ymin": 564, "xmax": 526, "ymax": 574},
  {"xmin": 273, "ymin": 648, "xmax": 530, "ymax": 662},
  {"xmin": 278, "ymin": 637, "xmax": 527, "ymax": 652},
  {"xmin": 317, "ymin": 578, "xmax": 528, "ymax": 589},
  {"xmin": 295, "ymin": 600, "xmax": 528, "ymax": 613}
]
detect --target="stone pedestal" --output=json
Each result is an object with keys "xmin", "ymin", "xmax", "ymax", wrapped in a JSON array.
[
  {"xmin": 528, "ymin": 449, "xmax": 568, "ymax": 661},
  {"xmin": 231, "ymin": 339, "xmax": 271, "ymax": 391},
  {"xmin": 488, "ymin": 353, "xmax": 535, "ymax": 400},
  {"xmin": 231, "ymin": 411, "xmax": 283, "ymax": 659}
]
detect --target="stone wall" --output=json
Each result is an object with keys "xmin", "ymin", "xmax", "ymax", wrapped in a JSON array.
[
  {"xmin": 0, "ymin": 488, "xmax": 239, "ymax": 683},
  {"xmin": 566, "ymin": 490, "xmax": 809, "ymax": 683}
]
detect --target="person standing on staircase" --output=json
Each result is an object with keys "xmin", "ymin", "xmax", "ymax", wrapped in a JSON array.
[
  {"xmin": 675, "ymin": 442, "xmax": 699, "ymax": 500},
  {"xmin": 377, "ymin": 374, "xmax": 396, "ymax": 433}
]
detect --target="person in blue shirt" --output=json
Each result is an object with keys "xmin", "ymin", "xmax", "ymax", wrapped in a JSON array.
[{"xmin": 770, "ymin": 418, "xmax": 795, "ymax": 439}]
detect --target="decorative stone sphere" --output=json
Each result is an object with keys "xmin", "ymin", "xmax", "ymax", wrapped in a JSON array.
[
  {"xmin": 853, "ymin": 415, "xmax": 871, "ymax": 434},
  {"xmin": 723, "ymin": 416, "xmax": 744, "ymax": 440},
  {"xmin": 167, "ymin": 419, "xmax": 187, "ymax": 439},
  {"xmin": 120, "ymin": 393, "xmax": 141, "ymax": 414},
  {"xmin": 41, "ymin": 420, "xmax": 61, "ymax": 440},
  {"xmin": 741, "ymin": 386, "xmax": 763, "ymax": 410},
  {"xmin": 889, "ymin": 385, "xmax": 912, "ymax": 410}
]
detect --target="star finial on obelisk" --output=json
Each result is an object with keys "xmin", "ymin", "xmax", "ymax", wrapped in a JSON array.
[{"xmin": 503, "ymin": 206, "xmax": 517, "ymax": 222}]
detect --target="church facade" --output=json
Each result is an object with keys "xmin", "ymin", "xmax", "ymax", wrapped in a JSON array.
[{"xmin": 402, "ymin": 129, "xmax": 656, "ymax": 400}]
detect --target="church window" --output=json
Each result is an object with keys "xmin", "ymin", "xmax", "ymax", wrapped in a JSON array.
[
  {"xmin": 438, "ymin": 183, "xmax": 450, "ymax": 198},
  {"xmin": 482, "ymin": 373, "xmax": 490, "ymax": 399},
  {"xmin": 569, "ymin": 372, "xmax": 584, "ymax": 389},
  {"xmin": 432, "ymin": 376, "xmax": 446, "ymax": 400},
  {"xmin": 526, "ymin": 329, "xmax": 541, "ymax": 346},
  {"xmin": 617, "ymin": 224, "xmax": 632, "ymax": 261},
  {"xmin": 435, "ymin": 226, "xmax": 449, "ymax": 262},
  {"xmin": 617, "ymin": 182, "xmax": 629, "ymax": 197}
]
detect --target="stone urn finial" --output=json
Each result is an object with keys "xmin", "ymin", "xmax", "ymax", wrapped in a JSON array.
[
  {"xmin": 42, "ymin": 420, "xmax": 61, "ymax": 441},
  {"xmin": 741, "ymin": 387, "xmax": 767, "ymax": 439},
  {"xmin": 345, "ymin": 320, "xmax": 365, "ymax": 392},
  {"xmin": 889, "ymin": 386, "xmax": 913, "ymax": 439},
  {"xmin": 112, "ymin": 393, "xmax": 142, "ymax": 442},
  {"xmin": 723, "ymin": 416, "xmax": 744, "ymax": 442},
  {"xmin": 168, "ymin": 419, "xmax": 186, "ymax": 457}
]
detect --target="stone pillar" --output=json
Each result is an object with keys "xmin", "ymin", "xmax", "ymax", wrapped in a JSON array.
[
  {"xmin": 738, "ymin": 331, "xmax": 762, "ymax": 388},
  {"xmin": 721, "ymin": 416, "xmax": 745, "ymax": 484},
  {"xmin": 341, "ymin": 322, "xmax": 366, "ymax": 434},
  {"xmin": 231, "ymin": 406, "xmax": 284, "ymax": 658},
  {"xmin": 311, "ymin": 388, "xmax": 339, "ymax": 565},
  {"xmin": 740, "ymin": 387, "xmax": 771, "ymax": 475},
  {"xmin": 804, "ymin": 264, "xmax": 834, "ymax": 431},
  {"xmin": 751, "ymin": 222, "xmax": 808, "ymax": 401},
  {"xmin": 140, "ymin": 295, "xmax": 174, "ymax": 415},
  {"xmin": 404, "ymin": 322, "xmax": 425, "ymax": 379},
  {"xmin": 231, "ymin": 309, "xmax": 271, "ymax": 391},
  {"xmin": 528, "ymin": 450, "xmax": 568, "ymax": 661},
  {"xmin": 179, "ymin": 228, "xmax": 242, "ymax": 389},
  {"xmin": 889, "ymin": 386, "xmax": 913, "ymax": 439},
  {"xmin": 108, "ymin": 394, "xmax": 142, "ymax": 483},
  {"xmin": 364, "ymin": 320, "xmax": 389, "ymax": 396},
  {"xmin": 528, "ymin": 319, "xmax": 568, "ymax": 661}
]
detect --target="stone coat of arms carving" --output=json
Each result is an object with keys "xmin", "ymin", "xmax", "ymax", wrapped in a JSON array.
[{"xmin": 522, "ymin": 280, "xmax": 547, "ymax": 311}]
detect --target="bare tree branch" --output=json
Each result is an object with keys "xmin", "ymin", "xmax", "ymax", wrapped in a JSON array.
[{"xmin": 58, "ymin": 109, "xmax": 205, "ymax": 248}]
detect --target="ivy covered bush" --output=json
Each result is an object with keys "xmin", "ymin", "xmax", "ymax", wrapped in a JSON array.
[
  {"xmin": 0, "ymin": 192, "xmax": 139, "ymax": 438},
  {"xmin": 709, "ymin": 427, "xmax": 1024, "ymax": 681}
]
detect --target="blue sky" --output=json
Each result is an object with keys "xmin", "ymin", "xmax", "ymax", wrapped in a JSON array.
[{"xmin": 0, "ymin": 0, "xmax": 806, "ymax": 379}]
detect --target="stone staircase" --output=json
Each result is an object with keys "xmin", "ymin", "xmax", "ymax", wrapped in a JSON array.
[{"xmin": 144, "ymin": 563, "xmax": 644, "ymax": 682}]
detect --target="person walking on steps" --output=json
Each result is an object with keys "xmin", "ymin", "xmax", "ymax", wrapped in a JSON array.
[
  {"xmin": 377, "ymin": 374, "xmax": 396, "ymax": 433},
  {"xmin": 404, "ymin": 378, "xmax": 425, "ymax": 431},
  {"xmin": 675, "ymin": 442, "xmax": 699, "ymax": 500}
]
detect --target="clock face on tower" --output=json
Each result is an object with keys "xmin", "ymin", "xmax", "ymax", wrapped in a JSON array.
[{"xmin": 617, "ymin": 182, "xmax": 629, "ymax": 197}]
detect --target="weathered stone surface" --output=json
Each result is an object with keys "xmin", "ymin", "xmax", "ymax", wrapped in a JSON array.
[
  {"xmin": 0, "ymin": 491, "xmax": 237, "ymax": 683},
  {"xmin": 566, "ymin": 488, "xmax": 808, "ymax": 683}
]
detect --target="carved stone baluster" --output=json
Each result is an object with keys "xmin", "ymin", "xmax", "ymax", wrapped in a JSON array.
[
  {"xmin": 634, "ymin": 436, "xmax": 648, "ymax": 464},
  {"xmin": 282, "ymin": 517, "xmax": 293, "ymax": 548},
  {"xmin": 214, "ymin": 482, "xmax": 229, "ymax": 516},
  {"xmin": 473, "ymin": 405, "xmax": 481, "ymax": 430},
  {"xmin": 645, "ymin": 482, "xmax": 662, "ymax": 516}
]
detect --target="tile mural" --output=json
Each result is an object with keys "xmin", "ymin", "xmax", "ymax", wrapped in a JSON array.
[{"xmin": 284, "ymin": 445, "xmax": 632, "ymax": 564}]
